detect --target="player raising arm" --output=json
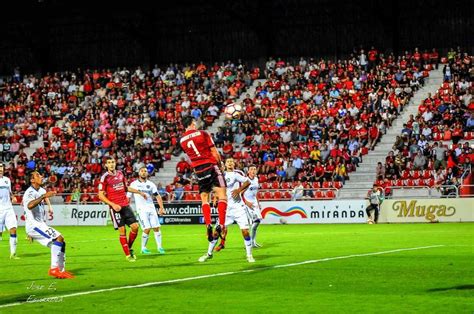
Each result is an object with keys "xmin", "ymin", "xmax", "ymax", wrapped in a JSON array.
[
  {"xmin": 128, "ymin": 167, "xmax": 166, "ymax": 255},
  {"xmin": 23, "ymin": 171, "xmax": 74, "ymax": 278},
  {"xmin": 179, "ymin": 116, "xmax": 227, "ymax": 261},
  {"xmin": 98, "ymin": 157, "xmax": 148, "ymax": 262}
]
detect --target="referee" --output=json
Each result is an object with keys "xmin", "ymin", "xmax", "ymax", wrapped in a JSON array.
[{"xmin": 366, "ymin": 185, "xmax": 384, "ymax": 224}]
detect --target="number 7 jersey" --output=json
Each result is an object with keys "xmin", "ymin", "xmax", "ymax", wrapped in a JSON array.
[{"xmin": 180, "ymin": 129, "xmax": 218, "ymax": 168}]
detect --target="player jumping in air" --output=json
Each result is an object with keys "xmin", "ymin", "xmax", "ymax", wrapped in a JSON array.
[
  {"xmin": 128, "ymin": 167, "xmax": 166, "ymax": 255},
  {"xmin": 0, "ymin": 163, "xmax": 19, "ymax": 259},
  {"xmin": 179, "ymin": 116, "xmax": 227, "ymax": 262},
  {"xmin": 22, "ymin": 171, "xmax": 74, "ymax": 278},
  {"xmin": 98, "ymin": 157, "xmax": 149, "ymax": 262},
  {"xmin": 214, "ymin": 158, "xmax": 254, "ymax": 262}
]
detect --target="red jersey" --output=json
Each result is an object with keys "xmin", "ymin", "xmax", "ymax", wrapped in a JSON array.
[
  {"xmin": 98, "ymin": 170, "xmax": 129, "ymax": 207},
  {"xmin": 180, "ymin": 129, "xmax": 218, "ymax": 168}
]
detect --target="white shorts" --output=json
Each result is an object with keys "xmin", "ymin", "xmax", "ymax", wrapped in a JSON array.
[
  {"xmin": 248, "ymin": 202, "xmax": 262, "ymax": 221},
  {"xmin": 137, "ymin": 207, "xmax": 161, "ymax": 230},
  {"xmin": 223, "ymin": 204, "xmax": 252, "ymax": 230},
  {"xmin": 26, "ymin": 222, "xmax": 62, "ymax": 247},
  {"xmin": 0, "ymin": 209, "xmax": 18, "ymax": 230}
]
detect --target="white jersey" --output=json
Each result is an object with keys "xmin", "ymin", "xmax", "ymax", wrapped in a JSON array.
[
  {"xmin": 243, "ymin": 176, "xmax": 259, "ymax": 205},
  {"xmin": 0, "ymin": 176, "xmax": 13, "ymax": 211},
  {"xmin": 128, "ymin": 179, "xmax": 158, "ymax": 210},
  {"xmin": 22, "ymin": 186, "xmax": 47, "ymax": 224},
  {"xmin": 225, "ymin": 170, "xmax": 249, "ymax": 208}
]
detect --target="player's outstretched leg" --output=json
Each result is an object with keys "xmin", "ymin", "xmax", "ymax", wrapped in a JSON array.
[
  {"xmin": 141, "ymin": 229, "xmax": 151, "ymax": 254},
  {"xmin": 128, "ymin": 223, "xmax": 139, "ymax": 260},
  {"xmin": 199, "ymin": 229, "xmax": 220, "ymax": 262},
  {"xmin": 251, "ymin": 220, "xmax": 262, "ymax": 248},
  {"xmin": 9, "ymin": 227, "xmax": 19, "ymax": 259},
  {"xmin": 217, "ymin": 200, "xmax": 227, "ymax": 229},
  {"xmin": 153, "ymin": 227, "xmax": 165, "ymax": 254},
  {"xmin": 215, "ymin": 226, "xmax": 227, "ymax": 252},
  {"xmin": 48, "ymin": 236, "xmax": 74, "ymax": 279},
  {"xmin": 118, "ymin": 227, "xmax": 134, "ymax": 262},
  {"xmin": 242, "ymin": 229, "xmax": 255, "ymax": 263}
]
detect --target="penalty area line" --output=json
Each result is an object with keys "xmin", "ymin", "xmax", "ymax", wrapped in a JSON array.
[{"xmin": 0, "ymin": 244, "xmax": 445, "ymax": 309}]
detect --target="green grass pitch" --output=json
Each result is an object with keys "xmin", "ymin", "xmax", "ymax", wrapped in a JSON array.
[{"xmin": 0, "ymin": 223, "xmax": 473, "ymax": 313}]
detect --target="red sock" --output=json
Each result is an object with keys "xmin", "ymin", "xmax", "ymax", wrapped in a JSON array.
[
  {"xmin": 202, "ymin": 203, "xmax": 211, "ymax": 225},
  {"xmin": 217, "ymin": 200, "xmax": 227, "ymax": 226},
  {"xmin": 128, "ymin": 230, "xmax": 138, "ymax": 248},
  {"xmin": 119, "ymin": 235, "xmax": 130, "ymax": 256}
]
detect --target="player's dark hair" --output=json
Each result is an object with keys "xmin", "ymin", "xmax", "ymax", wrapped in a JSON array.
[
  {"xmin": 104, "ymin": 156, "xmax": 115, "ymax": 162},
  {"xmin": 182, "ymin": 116, "xmax": 195, "ymax": 129},
  {"xmin": 248, "ymin": 164, "xmax": 257, "ymax": 168},
  {"xmin": 25, "ymin": 170, "xmax": 38, "ymax": 184}
]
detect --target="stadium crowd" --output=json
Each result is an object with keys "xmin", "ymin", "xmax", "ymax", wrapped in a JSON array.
[
  {"xmin": 1, "ymin": 61, "xmax": 258, "ymax": 202},
  {"xmin": 179, "ymin": 47, "xmax": 435, "ymax": 200},
  {"xmin": 1, "ymin": 47, "xmax": 471, "ymax": 202},
  {"xmin": 374, "ymin": 48, "xmax": 473, "ymax": 196}
]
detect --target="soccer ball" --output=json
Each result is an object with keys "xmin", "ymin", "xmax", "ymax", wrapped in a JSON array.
[{"xmin": 224, "ymin": 103, "xmax": 243, "ymax": 119}]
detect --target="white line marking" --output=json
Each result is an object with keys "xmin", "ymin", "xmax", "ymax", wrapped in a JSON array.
[{"xmin": 0, "ymin": 244, "xmax": 444, "ymax": 309}]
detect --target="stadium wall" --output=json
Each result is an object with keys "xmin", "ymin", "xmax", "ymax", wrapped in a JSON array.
[{"xmin": 12, "ymin": 198, "xmax": 473, "ymax": 226}]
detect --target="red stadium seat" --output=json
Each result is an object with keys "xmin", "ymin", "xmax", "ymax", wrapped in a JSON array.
[
  {"xmin": 311, "ymin": 182, "xmax": 321, "ymax": 189},
  {"xmin": 192, "ymin": 184, "xmax": 199, "ymax": 191},
  {"xmin": 322, "ymin": 181, "xmax": 332, "ymax": 189},
  {"xmin": 425, "ymin": 178, "xmax": 435, "ymax": 187},
  {"xmin": 315, "ymin": 191, "xmax": 324, "ymax": 199},
  {"xmin": 333, "ymin": 181, "xmax": 343, "ymax": 189},
  {"xmin": 273, "ymin": 191, "xmax": 283, "ymax": 199},
  {"xmin": 283, "ymin": 191, "xmax": 292, "ymax": 200},
  {"xmin": 258, "ymin": 174, "xmax": 268, "ymax": 183},
  {"xmin": 411, "ymin": 170, "xmax": 421, "ymax": 179},
  {"xmin": 271, "ymin": 181, "xmax": 280, "ymax": 189},
  {"xmin": 281, "ymin": 182, "xmax": 291, "ymax": 189},
  {"xmin": 401, "ymin": 170, "xmax": 410, "ymax": 179},
  {"xmin": 261, "ymin": 182, "xmax": 270, "ymax": 189},
  {"xmin": 263, "ymin": 191, "xmax": 273, "ymax": 200},
  {"xmin": 325, "ymin": 190, "xmax": 336, "ymax": 199}
]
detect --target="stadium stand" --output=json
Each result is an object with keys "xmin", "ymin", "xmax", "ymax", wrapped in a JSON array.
[
  {"xmin": 1, "ymin": 62, "xmax": 258, "ymax": 202},
  {"xmin": 373, "ymin": 50, "xmax": 473, "ymax": 198},
  {"xmin": 169, "ymin": 48, "xmax": 433, "ymax": 201}
]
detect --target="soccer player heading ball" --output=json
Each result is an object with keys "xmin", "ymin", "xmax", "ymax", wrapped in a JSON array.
[
  {"xmin": 22, "ymin": 171, "xmax": 74, "ymax": 278},
  {"xmin": 179, "ymin": 116, "xmax": 227, "ymax": 262},
  {"xmin": 98, "ymin": 157, "xmax": 149, "ymax": 262}
]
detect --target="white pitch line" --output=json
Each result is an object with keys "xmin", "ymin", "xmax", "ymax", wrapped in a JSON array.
[{"xmin": 0, "ymin": 244, "xmax": 444, "ymax": 309}]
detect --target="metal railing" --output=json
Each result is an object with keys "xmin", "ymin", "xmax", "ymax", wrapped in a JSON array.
[
  {"xmin": 12, "ymin": 188, "xmax": 341, "ymax": 205},
  {"xmin": 11, "ymin": 185, "xmax": 473, "ymax": 205},
  {"xmin": 338, "ymin": 184, "xmax": 463, "ymax": 199}
]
